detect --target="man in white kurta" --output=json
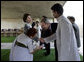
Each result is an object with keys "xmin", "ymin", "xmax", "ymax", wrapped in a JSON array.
[
  {"xmin": 43, "ymin": 15, "xmax": 80, "ymax": 61},
  {"xmin": 40, "ymin": 3, "xmax": 80, "ymax": 61}
]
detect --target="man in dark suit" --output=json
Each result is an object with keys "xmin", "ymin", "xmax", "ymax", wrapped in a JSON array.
[
  {"xmin": 40, "ymin": 18, "xmax": 58, "ymax": 61},
  {"xmin": 40, "ymin": 16, "xmax": 52, "ymax": 56},
  {"xmin": 41, "ymin": 28, "xmax": 52, "ymax": 56},
  {"xmin": 50, "ymin": 23, "xmax": 58, "ymax": 61},
  {"xmin": 67, "ymin": 16, "xmax": 81, "ymax": 48}
]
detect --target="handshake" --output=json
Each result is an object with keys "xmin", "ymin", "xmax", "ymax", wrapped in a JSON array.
[
  {"xmin": 39, "ymin": 38, "xmax": 45, "ymax": 43},
  {"xmin": 35, "ymin": 38, "xmax": 45, "ymax": 50}
]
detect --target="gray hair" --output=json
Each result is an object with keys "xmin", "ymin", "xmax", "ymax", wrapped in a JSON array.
[{"xmin": 41, "ymin": 18, "xmax": 51, "ymax": 24}]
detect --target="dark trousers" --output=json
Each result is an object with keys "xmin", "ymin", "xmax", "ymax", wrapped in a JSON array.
[
  {"xmin": 54, "ymin": 40, "xmax": 58, "ymax": 61},
  {"xmin": 40, "ymin": 42, "xmax": 50, "ymax": 54}
]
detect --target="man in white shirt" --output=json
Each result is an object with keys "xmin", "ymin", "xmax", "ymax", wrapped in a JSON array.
[
  {"xmin": 23, "ymin": 13, "xmax": 32, "ymax": 34},
  {"xmin": 23, "ymin": 13, "xmax": 39, "ymax": 43},
  {"xmin": 39, "ymin": 3, "xmax": 80, "ymax": 61}
]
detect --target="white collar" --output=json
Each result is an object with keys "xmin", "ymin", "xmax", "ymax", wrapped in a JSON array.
[{"xmin": 56, "ymin": 15, "xmax": 64, "ymax": 22}]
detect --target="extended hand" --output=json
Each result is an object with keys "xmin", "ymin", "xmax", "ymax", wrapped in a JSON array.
[{"xmin": 39, "ymin": 38, "xmax": 45, "ymax": 43}]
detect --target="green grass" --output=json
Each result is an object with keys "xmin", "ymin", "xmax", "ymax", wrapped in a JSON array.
[
  {"xmin": 1, "ymin": 49, "xmax": 10, "ymax": 61},
  {"xmin": 1, "ymin": 36, "xmax": 16, "ymax": 43},
  {"xmin": 1, "ymin": 49, "xmax": 83, "ymax": 61},
  {"xmin": 1, "ymin": 36, "xmax": 83, "ymax": 61},
  {"xmin": 1, "ymin": 49, "xmax": 55, "ymax": 61},
  {"xmin": 80, "ymin": 54, "xmax": 83, "ymax": 61},
  {"xmin": 33, "ymin": 49, "xmax": 55, "ymax": 61}
]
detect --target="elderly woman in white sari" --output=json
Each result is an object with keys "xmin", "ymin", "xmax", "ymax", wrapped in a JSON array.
[{"xmin": 10, "ymin": 28, "xmax": 42, "ymax": 61}]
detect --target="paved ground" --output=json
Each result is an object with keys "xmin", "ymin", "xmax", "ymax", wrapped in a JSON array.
[{"xmin": 1, "ymin": 38, "xmax": 83, "ymax": 56}]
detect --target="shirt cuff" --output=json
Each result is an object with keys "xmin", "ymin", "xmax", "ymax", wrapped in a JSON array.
[{"xmin": 44, "ymin": 38, "xmax": 49, "ymax": 44}]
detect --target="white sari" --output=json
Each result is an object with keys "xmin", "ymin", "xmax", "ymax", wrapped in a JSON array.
[{"xmin": 9, "ymin": 33, "xmax": 35, "ymax": 61}]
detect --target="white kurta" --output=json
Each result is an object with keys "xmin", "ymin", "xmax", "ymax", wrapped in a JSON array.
[
  {"xmin": 9, "ymin": 33, "xmax": 35, "ymax": 61},
  {"xmin": 44, "ymin": 15, "xmax": 80, "ymax": 61}
]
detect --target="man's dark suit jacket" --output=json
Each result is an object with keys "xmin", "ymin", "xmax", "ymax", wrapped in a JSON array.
[{"xmin": 51, "ymin": 23, "xmax": 58, "ymax": 61}]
